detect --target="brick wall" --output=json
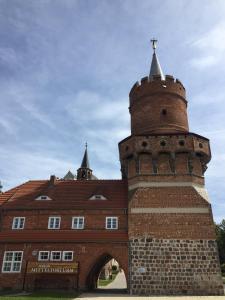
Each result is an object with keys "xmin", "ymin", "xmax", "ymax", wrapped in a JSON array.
[
  {"xmin": 0, "ymin": 242, "xmax": 128, "ymax": 291},
  {"xmin": 1, "ymin": 209, "xmax": 127, "ymax": 231}
]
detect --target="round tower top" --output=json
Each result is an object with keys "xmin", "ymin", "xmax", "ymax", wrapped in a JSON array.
[{"xmin": 129, "ymin": 41, "xmax": 189, "ymax": 135}]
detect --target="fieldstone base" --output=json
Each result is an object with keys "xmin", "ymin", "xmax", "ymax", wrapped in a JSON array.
[{"xmin": 129, "ymin": 237, "xmax": 224, "ymax": 295}]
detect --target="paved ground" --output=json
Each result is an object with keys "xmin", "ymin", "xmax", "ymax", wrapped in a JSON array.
[
  {"xmin": 77, "ymin": 293, "xmax": 225, "ymax": 300},
  {"xmin": 102, "ymin": 271, "xmax": 127, "ymax": 289}
]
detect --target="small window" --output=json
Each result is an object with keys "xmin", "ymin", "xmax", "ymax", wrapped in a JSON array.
[
  {"xmin": 199, "ymin": 143, "xmax": 203, "ymax": 148},
  {"xmin": 72, "ymin": 217, "xmax": 84, "ymax": 229},
  {"xmin": 50, "ymin": 251, "xmax": 61, "ymax": 261},
  {"xmin": 179, "ymin": 140, "xmax": 185, "ymax": 146},
  {"xmin": 38, "ymin": 251, "xmax": 50, "ymax": 261},
  {"xmin": 161, "ymin": 109, "xmax": 167, "ymax": 116},
  {"xmin": 48, "ymin": 217, "xmax": 61, "ymax": 229},
  {"xmin": 106, "ymin": 217, "xmax": 118, "ymax": 230},
  {"xmin": 2, "ymin": 251, "xmax": 23, "ymax": 273},
  {"xmin": 35, "ymin": 195, "xmax": 52, "ymax": 201},
  {"xmin": 12, "ymin": 217, "xmax": 25, "ymax": 230},
  {"xmin": 89, "ymin": 195, "xmax": 107, "ymax": 200},
  {"xmin": 160, "ymin": 140, "xmax": 166, "ymax": 147},
  {"xmin": 62, "ymin": 251, "xmax": 73, "ymax": 261},
  {"xmin": 142, "ymin": 141, "xmax": 148, "ymax": 147}
]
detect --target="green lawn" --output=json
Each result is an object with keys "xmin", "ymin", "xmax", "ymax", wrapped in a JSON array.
[
  {"xmin": 0, "ymin": 290, "xmax": 78, "ymax": 300},
  {"xmin": 97, "ymin": 273, "xmax": 117, "ymax": 287}
]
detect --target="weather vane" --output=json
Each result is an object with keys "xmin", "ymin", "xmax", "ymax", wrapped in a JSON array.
[{"xmin": 151, "ymin": 38, "xmax": 157, "ymax": 52}]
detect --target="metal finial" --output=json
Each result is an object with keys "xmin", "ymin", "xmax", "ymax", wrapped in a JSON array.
[
  {"xmin": 85, "ymin": 142, "xmax": 88, "ymax": 149},
  {"xmin": 151, "ymin": 38, "xmax": 157, "ymax": 52}
]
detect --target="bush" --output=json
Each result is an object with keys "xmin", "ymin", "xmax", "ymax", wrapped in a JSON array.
[
  {"xmin": 221, "ymin": 263, "xmax": 225, "ymax": 276},
  {"xmin": 112, "ymin": 265, "xmax": 117, "ymax": 272}
]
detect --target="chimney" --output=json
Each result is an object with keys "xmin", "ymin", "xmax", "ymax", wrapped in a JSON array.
[{"xmin": 49, "ymin": 175, "xmax": 56, "ymax": 185}]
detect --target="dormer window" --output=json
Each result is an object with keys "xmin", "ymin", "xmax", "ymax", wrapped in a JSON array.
[
  {"xmin": 35, "ymin": 195, "xmax": 52, "ymax": 201},
  {"xmin": 89, "ymin": 194, "xmax": 107, "ymax": 200}
]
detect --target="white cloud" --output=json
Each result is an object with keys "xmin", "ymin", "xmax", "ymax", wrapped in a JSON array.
[
  {"xmin": 65, "ymin": 90, "xmax": 129, "ymax": 125},
  {"xmin": 190, "ymin": 22, "xmax": 225, "ymax": 69}
]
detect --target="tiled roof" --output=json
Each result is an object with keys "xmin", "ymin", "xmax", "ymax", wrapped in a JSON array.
[
  {"xmin": 0, "ymin": 230, "xmax": 128, "ymax": 243},
  {"xmin": 0, "ymin": 179, "xmax": 128, "ymax": 209}
]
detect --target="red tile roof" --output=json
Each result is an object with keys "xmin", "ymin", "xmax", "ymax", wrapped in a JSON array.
[
  {"xmin": 0, "ymin": 230, "xmax": 128, "ymax": 243},
  {"xmin": 0, "ymin": 179, "xmax": 128, "ymax": 209}
]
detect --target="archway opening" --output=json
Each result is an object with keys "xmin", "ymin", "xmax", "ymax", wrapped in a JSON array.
[{"xmin": 86, "ymin": 254, "xmax": 127, "ymax": 292}]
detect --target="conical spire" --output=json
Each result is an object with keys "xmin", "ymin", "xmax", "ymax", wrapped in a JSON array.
[
  {"xmin": 149, "ymin": 38, "xmax": 164, "ymax": 80},
  {"xmin": 81, "ymin": 142, "xmax": 90, "ymax": 168},
  {"xmin": 77, "ymin": 143, "xmax": 93, "ymax": 180}
]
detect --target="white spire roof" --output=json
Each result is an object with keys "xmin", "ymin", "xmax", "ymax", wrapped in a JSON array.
[{"xmin": 149, "ymin": 39, "xmax": 164, "ymax": 80}]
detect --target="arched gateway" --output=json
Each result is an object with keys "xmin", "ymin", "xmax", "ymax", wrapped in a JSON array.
[{"xmin": 86, "ymin": 253, "xmax": 127, "ymax": 290}]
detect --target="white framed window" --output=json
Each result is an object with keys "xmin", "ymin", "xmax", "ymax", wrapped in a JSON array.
[
  {"xmin": 106, "ymin": 217, "xmax": 118, "ymax": 229},
  {"xmin": 12, "ymin": 217, "xmax": 25, "ymax": 230},
  {"xmin": 72, "ymin": 216, "xmax": 84, "ymax": 229},
  {"xmin": 38, "ymin": 251, "xmax": 50, "ymax": 261},
  {"xmin": 2, "ymin": 251, "xmax": 23, "ymax": 273},
  {"xmin": 50, "ymin": 251, "xmax": 61, "ymax": 261},
  {"xmin": 48, "ymin": 217, "xmax": 61, "ymax": 229},
  {"xmin": 62, "ymin": 251, "xmax": 73, "ymax": 261}
]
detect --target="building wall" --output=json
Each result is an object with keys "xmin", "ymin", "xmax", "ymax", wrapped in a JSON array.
[
  {"xmin": 127, "ymin": 186, "xmax": 224, "ymax": 295},
  {"xmin": 129, "ymin": 237, "xmax": 223, "ymax": 295},
  {"xmin": 0, "ymin": 242, "xmax": 128, "ymax": 291},
  {"xmin": 1, "ymin": 209, "xmax": 127, "ymax": 231}
]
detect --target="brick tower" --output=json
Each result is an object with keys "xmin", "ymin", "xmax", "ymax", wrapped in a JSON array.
[{"xmin": 119, "ymin": 40, "xmax": 224, "ymax": 295}]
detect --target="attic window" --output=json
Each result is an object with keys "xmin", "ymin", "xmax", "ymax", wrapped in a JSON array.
[
  {"xmin": 89, "ymin": 195, "xmax": 107, "ymax": 200},
  {"xmin": 35, "ymin": 195, "xmax": 52, "ymax": 201}
]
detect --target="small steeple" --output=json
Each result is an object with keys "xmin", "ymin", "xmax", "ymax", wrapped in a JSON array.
[
  {"xmin": 149, "ymin": 38, "xmax": 164, "ymax": 80},
  {"xmin": 81, "ymin": 142, "xmax": 90, "ymax": 169},
  {"xmin": 77, "ymin": 143, "xmax": 93, "ymax": 180}
]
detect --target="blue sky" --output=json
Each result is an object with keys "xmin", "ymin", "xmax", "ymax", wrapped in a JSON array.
[{"xmin": 0, "ymin": 0, "xmax": 224, "ymax": 223}]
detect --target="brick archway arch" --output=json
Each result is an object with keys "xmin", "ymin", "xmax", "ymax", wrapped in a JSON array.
[{"xmin": 86, "ymin": 252, "xmax": 127, "ymax": 290}]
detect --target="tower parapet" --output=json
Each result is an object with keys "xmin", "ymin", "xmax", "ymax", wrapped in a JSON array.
[{"xmin": 129, "ymin": 75, "xmax": 188, "ymax": 135}]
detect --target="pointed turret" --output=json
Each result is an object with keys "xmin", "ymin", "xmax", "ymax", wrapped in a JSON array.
[
  {"xmin": 149, "ymin": 38, "xmax": 164, "ymax": 80},
  {"xmin": 77, "ymin": 143, "xmax": 97, "ymax": 180}
]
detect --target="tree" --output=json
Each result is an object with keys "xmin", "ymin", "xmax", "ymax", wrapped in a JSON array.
[{"xmin": 215, "ymin": 219, "xmax": 225, "ymax": 269}]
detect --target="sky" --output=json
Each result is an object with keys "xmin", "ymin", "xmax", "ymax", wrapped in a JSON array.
[{"xmin": 0, "ymin": 0, "xmax": 224, "ymax": 223}]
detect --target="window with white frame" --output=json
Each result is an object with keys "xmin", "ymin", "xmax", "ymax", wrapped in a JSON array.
[
  {"xmin": 62, "ymin": 251, "xmax": 73, "ymax": 261},
  {"xmin": 50, "ymin": 251, "xmax": 61, "ymax": 261},
  {"xmin": 38, "ymin": 251, "xmax": 50, "ymax": 261},
  {"xmin": 106, "ymin": 217, "xmax": 118, "ymax": 229},
  {"xmin": 72, "ymin": 216, "xmax": 84, "ymax": 229},
  {"xmin": 2, "ymin": 251, "xmax": 23, "ymax": 273},
  {"xmin": 48, "ymin": 217, "xmax": 61, "ymax": 229},
  {"xmin": 12, "ymin": 217, "xmax": 25, "ymax": 229}
]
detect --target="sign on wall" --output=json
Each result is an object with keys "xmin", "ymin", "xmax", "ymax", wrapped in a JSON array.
[{"xmin": 27, "ymin": 262, "xmax": 78, "ymax": 274}]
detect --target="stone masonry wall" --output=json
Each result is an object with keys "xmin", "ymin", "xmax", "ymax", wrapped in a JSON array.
[{"xmin": 130, "ymin": 237, "xmax": 224, "ymax": 295}]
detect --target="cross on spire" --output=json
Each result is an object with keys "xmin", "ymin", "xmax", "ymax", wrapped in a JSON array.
[{"xmin": 151, "ymin": 38, "xmax": 157, "ymax": 52}]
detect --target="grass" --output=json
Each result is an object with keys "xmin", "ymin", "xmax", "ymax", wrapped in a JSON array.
[
  {"xmin": 98, "ymin": 273, "xmax": 117, "ymax": 287},
  {"xmin": 0, "ymin": 290, "xmax": 79, "ymax": 300}
]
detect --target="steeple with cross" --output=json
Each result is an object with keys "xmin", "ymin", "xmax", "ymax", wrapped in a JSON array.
[{"xmin": 149, "ymin": 38, "xmax": 164, "ymax": 79}]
